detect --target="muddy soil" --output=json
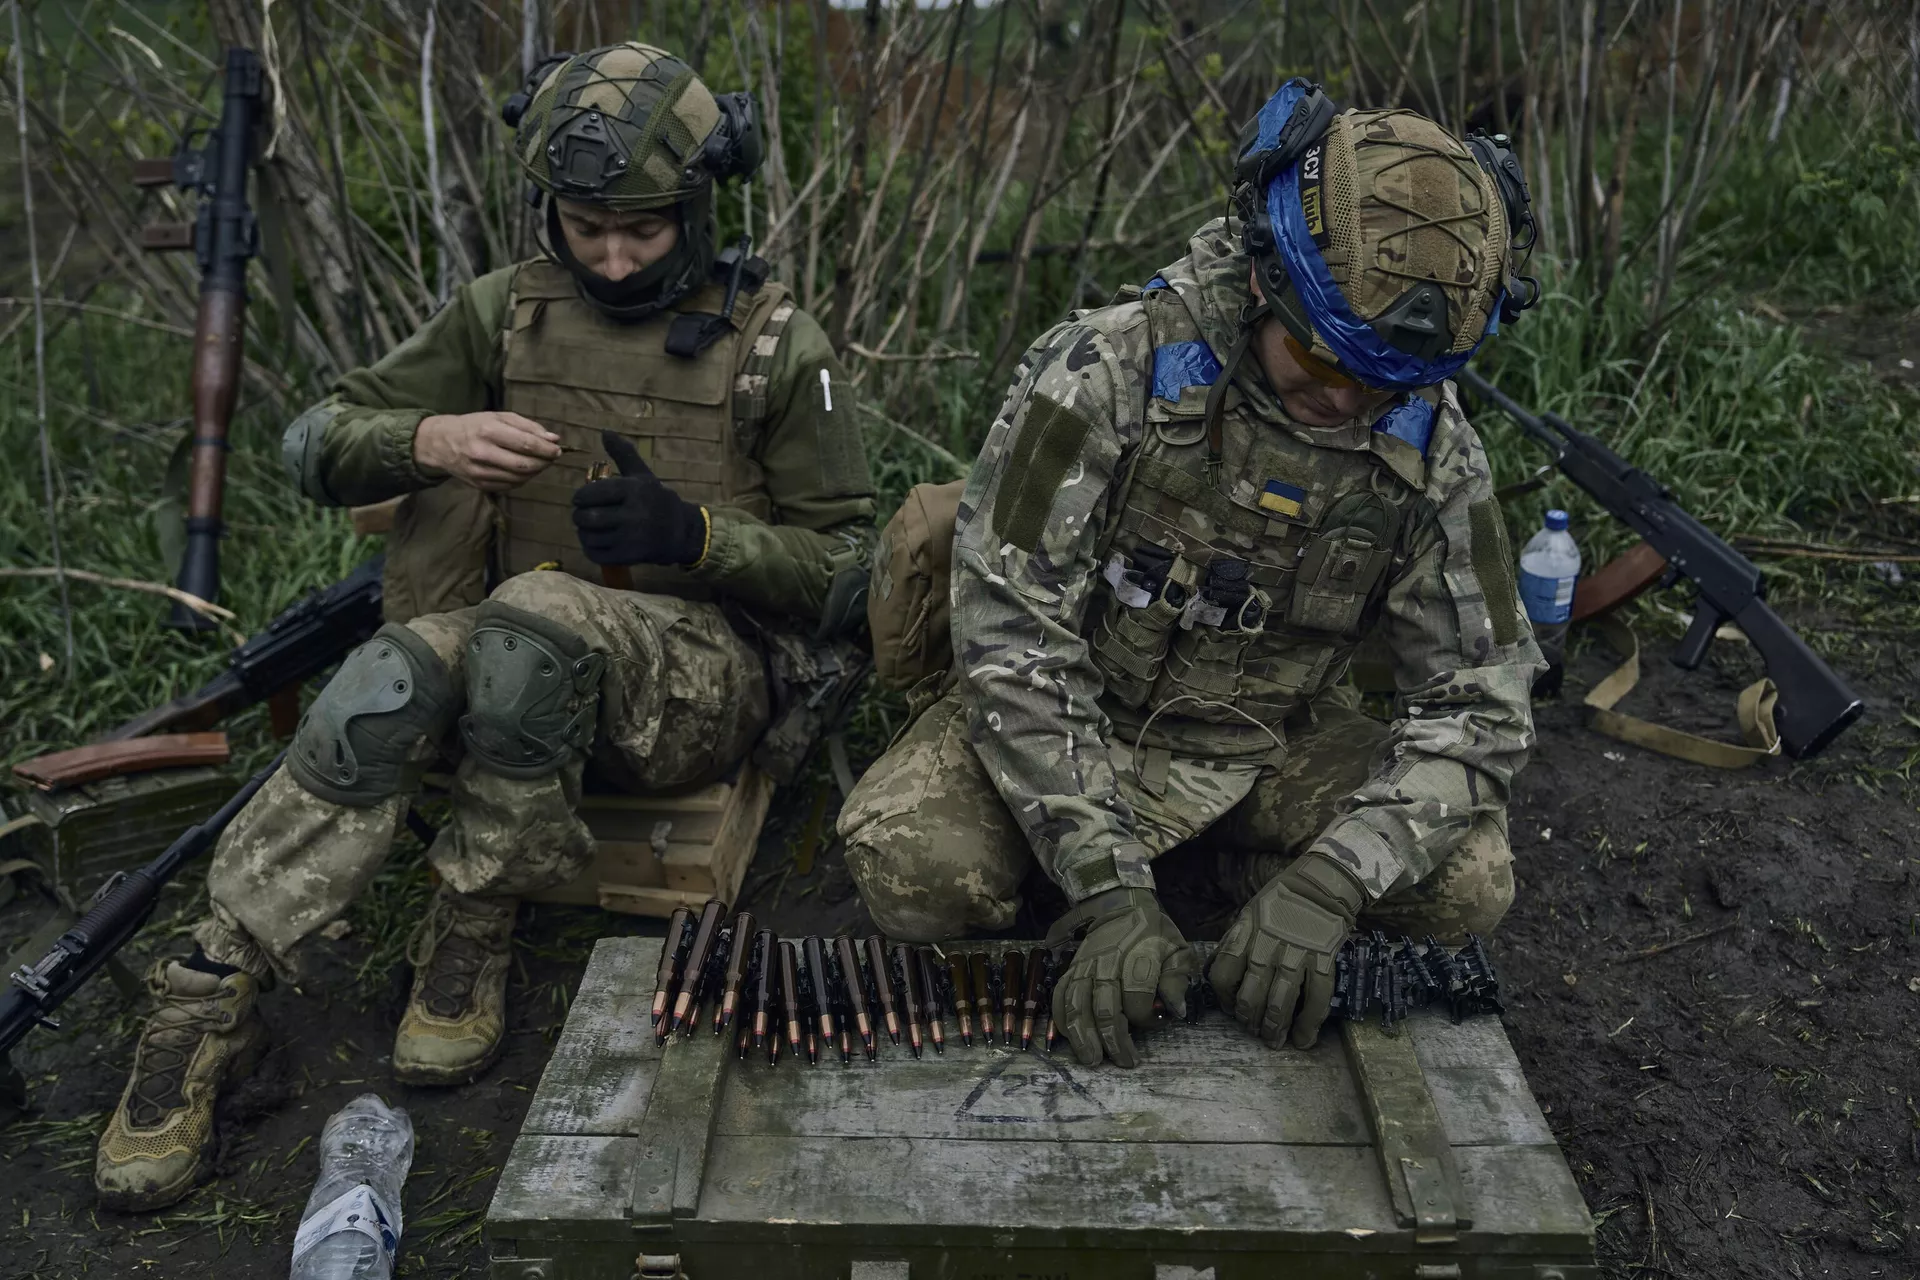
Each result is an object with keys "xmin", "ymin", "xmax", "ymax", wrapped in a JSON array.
[{"xmin": 4, "ymin": 603, "xmax": 1918, "ymax": 1280}]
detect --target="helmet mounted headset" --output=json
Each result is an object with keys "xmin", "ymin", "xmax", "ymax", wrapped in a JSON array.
[
  {"xmin": 501, "ymin": 47, "xmax": 765, "ymax": 329},
  {"xmin": 1231, "ymin": 78, "xmax": 1540, "ymax": 391}
]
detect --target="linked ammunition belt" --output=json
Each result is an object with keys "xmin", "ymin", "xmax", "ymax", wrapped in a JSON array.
[
  {"xmin": 649, "ymin": 897, "xmax": 1505, "ymax": 1067},
  {"xmin": 1326, "ymin": 930, "xmax": 1505, "ymax": 1027}
]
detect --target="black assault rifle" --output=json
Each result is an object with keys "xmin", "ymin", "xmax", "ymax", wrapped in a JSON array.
[
  {"xmin": 1457, "ymin": 368, "xmax": 1863, "ymax": 759},
  {"xmin": 1, "ymin": 754, "xmax": 284, "ymax": 1070},
  {"xmin": 101, "ymin": 556, "xmax": 385, "ymax": 743}
]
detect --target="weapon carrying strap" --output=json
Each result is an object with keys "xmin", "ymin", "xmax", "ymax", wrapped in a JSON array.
[{"xmin": 1582, "ymin": 615, "xmax": 1781, "ymax": 769}]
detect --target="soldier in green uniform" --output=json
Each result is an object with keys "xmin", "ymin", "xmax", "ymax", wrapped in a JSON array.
[
  {"xmin": 840, "ymin": 83, "xmax": 1540, "ymax": 1068},
  {"xmin": 95, "ymin": 44, "xmax": 874, "ymax": 1210}
]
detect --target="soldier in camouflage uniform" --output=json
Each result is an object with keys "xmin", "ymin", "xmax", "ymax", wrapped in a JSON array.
[
  {"xmin": 840, "ymin": 83, "xmax": 1541, "ymax": 1068},
  {"xmin": 96, "ymin": 44, "xmax": 874, "ymax": 1210}
]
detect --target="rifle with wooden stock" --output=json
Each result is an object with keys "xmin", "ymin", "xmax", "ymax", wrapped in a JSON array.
[{"xmin": 1458, "ymin": 368, "xmax": 1863, "ymax": 760}]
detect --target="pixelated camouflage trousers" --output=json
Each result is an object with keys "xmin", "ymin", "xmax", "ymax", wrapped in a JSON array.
[
  {"xmin": 839, "ymin": 690, "xmax": 1513, "ymax": 945},
  {"xmin": 194, "ymin": 572, "xmax": 769, "ymax": 976}
]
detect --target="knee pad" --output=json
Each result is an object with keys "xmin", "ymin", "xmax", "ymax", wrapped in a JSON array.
[
  {"xmin": 289, "ymin": 623, "xmax": 456, "ymax": 807},
  {"xmin": 459, "ymin": 600, "xmax": 605, "ymax": 779}
]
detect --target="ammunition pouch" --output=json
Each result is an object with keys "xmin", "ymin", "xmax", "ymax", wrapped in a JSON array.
[
  {"xmin": 752, "ymin": 630, "xmax": 870, "ymax": 786},
  {"xmin": 458, "ymin": 601, "xmax": 606, "ymax": 779},
  {"xmin": 289, "ymin": 623, "xmax": 456, "ymax": 807},
  {"xmin": 1286, "ymin": 492, "xmax": 1398, "ymax": 635}
]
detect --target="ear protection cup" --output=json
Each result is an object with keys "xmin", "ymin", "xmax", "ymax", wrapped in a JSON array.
[
  {"xmin": 702, "ymin": 91, "xmax": 763, "ymax": 184},
  {"xmin": 1464, "ymin": 132, "xmax": 1541, "ymax": 325}
]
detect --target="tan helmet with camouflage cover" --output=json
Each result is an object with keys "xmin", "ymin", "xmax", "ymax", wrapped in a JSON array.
[
  {"xmin": 1233, "ymin": 80, "xmax": 1537, "ymax": 389},
  {"xmin": 504, "ymin": 42, "xmax": 762, "ymax": 320}
]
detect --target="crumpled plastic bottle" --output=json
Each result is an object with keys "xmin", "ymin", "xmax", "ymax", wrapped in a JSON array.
[{"xmin": 288, "ymin": 1094, "xmax": 414, "ymax": 1280}]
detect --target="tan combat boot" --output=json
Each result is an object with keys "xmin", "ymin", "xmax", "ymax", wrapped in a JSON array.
[
  {"xmin": 95, "ymin": 959, "xmax": 267, "ymax": 1211},
  {"xmin": 392, "ymin": 888, "xmax": 515, "ymax": 1085}
]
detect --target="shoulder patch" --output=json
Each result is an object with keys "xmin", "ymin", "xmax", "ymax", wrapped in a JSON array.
[
  {"xmin": 1467, "ymin": 498, "xmax": 1522, "ymax": 647},
  {"xmin": 1373, "ymin": 395, "xmax": 1436, "ymax": 456},
  {"xmin": 1151, "ymin": 341, "xmax": 1222, "ymax": 403},
  {"xmin": 991, "ymin": 393, "xmax": 1096, "ymax": 554}
]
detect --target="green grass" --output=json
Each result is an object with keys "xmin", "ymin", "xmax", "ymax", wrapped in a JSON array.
[
  {"xmin": 0, "ymin": 313, "xmax": 374, "ymax": 774},
  {"xmin": 1474, "ymin": 270, "xmax": 1916, "ymax": 571},
  {"xmin": 3, "ymin": 92, "xmax": 1918, "ymax": 797}
]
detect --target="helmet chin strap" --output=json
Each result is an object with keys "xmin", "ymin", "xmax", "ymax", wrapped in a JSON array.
[
  {"xmin": 1204, "ymin": 299, "xmax": 1268, "ymax": 477},
  {"xmin": 543, "ymin": 198, "xmax": 709, "ymax": 323}
]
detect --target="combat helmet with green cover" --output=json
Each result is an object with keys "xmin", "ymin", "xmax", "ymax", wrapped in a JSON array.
[{"xmin": 502, "ymin": 42, "xmax": 763, "ymax": 321}]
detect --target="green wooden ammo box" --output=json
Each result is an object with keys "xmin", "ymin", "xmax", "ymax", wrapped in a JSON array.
[
  {"xmin": 9, "ymin": 766, "xmax": 235, "ymax": 897},
  {"xmin": 485, "ymin": 937, "xmax": 1595, "ymax": 1280}
]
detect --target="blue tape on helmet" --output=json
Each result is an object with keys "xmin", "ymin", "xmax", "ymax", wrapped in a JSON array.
[
  {"xmin": 1252, "ymin": 81, "xmax": 1307, "ymax": 152},
  {"xmin": 1247, "ymin": 81, "xmax": 1495, "ymax": 390}
]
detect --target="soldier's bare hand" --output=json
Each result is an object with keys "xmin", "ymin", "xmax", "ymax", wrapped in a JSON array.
[{"xmin": 414, "ymin": 411, "xmax": 561, "ymax": 491}]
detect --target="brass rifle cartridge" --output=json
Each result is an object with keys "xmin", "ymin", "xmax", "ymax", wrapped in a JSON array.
[
  {"xmin": 891, "ymin": 942, "xmax": 924, "ymax": 1058},
  {"xmin": 652, "ymin": 905, "xmax": 694, "ymax": 1043},
  {"xmin": 670, "ymin": 898, "xmax": 726, "ymax": 1037},
  {"xmin": 1000, "ymin": 950, "xmax": 1024, "ymax": 1045},
  {"xmin": 947, "ymin": 951, "xmax": 975, "ymax": 1046},
  {"xmin": 917, "ymin": 947, "xmax": 948, "ymax": 1054},
  {"xmin": 716, "ymin": 910, "xmax": 756, "ymax": 1034},
  {"xmin": 866, "ymin": 936, "xmax": 901, "ymax": 1046},
  {"xmin": 971, "ymin": 952, "xmax": 998, "ymax": 1046}
]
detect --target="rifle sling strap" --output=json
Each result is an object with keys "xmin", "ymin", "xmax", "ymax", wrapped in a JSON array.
[{"xmin": 1582, "ymin": 614, "xmax": 1781, "ymax": 769}]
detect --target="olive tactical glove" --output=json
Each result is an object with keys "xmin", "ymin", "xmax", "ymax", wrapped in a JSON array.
[
  {"xmin": 1047, "ymin": 887, "xmax": 1197, "ymax": 1068},
  {"xmin": 572, "ymin": 431, "xmax": 708, "ymax": 568},
  {"xmin": 1208, "ymin": 851, "xmax": 1367, "ymax": 1050}
]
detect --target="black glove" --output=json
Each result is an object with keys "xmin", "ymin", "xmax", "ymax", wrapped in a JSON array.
[
  {"xmin": 571, "ymin": 431, "xmax": 708, "ymax": 567},
  {"xmin": 1208, "ymin": 850, "xmax": 1366, "ymax": 1050},
  {"xmin": 1047, "ymin": 887, "xmax": 1196, "ymax": 1068}
]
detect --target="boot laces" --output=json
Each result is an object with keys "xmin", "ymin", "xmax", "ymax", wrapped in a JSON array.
[
  {"xmin": 407, "ymin": 894, "xmax": 505, "ymax": 1020},
  {"xmin": 125, "ymin": 985, "xmax": 227, "ymax": 1130}
]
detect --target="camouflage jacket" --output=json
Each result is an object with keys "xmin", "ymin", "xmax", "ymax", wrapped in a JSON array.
[
  {"xmin": 953, "ymin": 219, "xmax": 1542, "ymax": 904},
  {"xmin": 283, "ymin": 263, "xmax": 875, "ymax": 623}
]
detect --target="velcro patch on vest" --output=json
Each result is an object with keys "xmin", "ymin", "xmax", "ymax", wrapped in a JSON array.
[{"xmin": 992, "ymin": 393, "xmax": 1095, "ymax": 554}]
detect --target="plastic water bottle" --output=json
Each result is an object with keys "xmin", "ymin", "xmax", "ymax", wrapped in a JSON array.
[
  {"xmin": 1517, "ymin": 510, "xmax": 1581, "ymax": 697},
  {"xmin": 289, "ymin": 1095, "xmax": 414, "ymax": 1280}
]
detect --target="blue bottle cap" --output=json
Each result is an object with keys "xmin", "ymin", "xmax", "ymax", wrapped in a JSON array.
[{"xmin": 1544, "ymin": 509, "xmax": 1569, "ymax": 531}]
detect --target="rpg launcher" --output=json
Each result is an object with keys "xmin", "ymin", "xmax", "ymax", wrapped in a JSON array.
[
  {"xmin": 132, "ymin": 47, "xmax": 269, "ymax": 631},
  {"xmin": 1458, "ymin": 368, "xmax": 1863, "ymax": 759}
]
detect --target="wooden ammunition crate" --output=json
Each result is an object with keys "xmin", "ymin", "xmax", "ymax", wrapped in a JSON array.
[
  {"xmin": 519, "ymin": 764, "xmax": 773, "ymax": 919},
  {"xmin": 485, "ymin": 937, "xmax": 1596, "ymax": 1280}
]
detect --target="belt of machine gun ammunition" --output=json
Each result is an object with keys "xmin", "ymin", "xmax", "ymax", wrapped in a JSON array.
[
  {"xmin": 648, "ymin": 898, "xmax": 1503, "ymax": 1067},
  {"xmin": 1324, "ymin": 930, "xmax": 1505, "ymax": 1028}
]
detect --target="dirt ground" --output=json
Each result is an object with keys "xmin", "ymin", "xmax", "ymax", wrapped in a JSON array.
[
  {"xmin": 4, "ymin": 302, "xmax": 1918, "ymax": 1277},
  {"xmin": 4, "ymin": 611, "xmax": 1914, "ymax": 1280}
]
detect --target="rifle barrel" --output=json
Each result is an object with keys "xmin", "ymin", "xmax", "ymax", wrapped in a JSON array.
[
  {"xmin": 1, "ymin": 752, "xmax": 284, "ymax": 1058},
  {"xmin": 1455, "ymin": 368, "xmax": 1565, "ymax": 452}
]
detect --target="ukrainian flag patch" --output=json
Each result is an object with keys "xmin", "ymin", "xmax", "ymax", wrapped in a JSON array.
[{"xmin": 1259, "ymin": 479, "xmax": 1307, "ymax": 518}]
